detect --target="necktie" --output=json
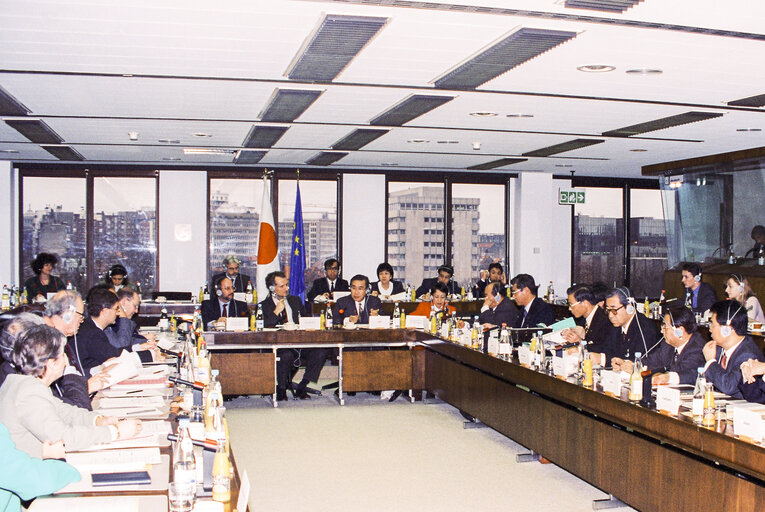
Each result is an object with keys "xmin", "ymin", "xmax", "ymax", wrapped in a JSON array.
[
  {"xmin": 672, "ymin": 350, "xmax": 679, "ymax": 366},
  {"xmin": 521, "ymin": 308, "xmax": 527, "ymax": 327},
  {"xmin": 357, "ymin": 302, "xmax": 363, "ymax": 316},
  {"xmin": 330, "ymin": 281, "xmax": 334, "ymax": 294},
  {"xmin": 280, "ymin": 309, "xmax": 287, "ymax": 323},
  {"xmin": 720, "ymin": 353, "xmax": 728, "ymax": 369},
  {"xmin": 222, "ymin": 303, "xmax": 228, "ymax": 317}
]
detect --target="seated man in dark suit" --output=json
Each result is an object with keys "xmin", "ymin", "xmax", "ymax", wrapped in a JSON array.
[
  {"xmin": 473, "ymin": 262, "xmax": 504, "ymax": 299},
  {"xmin": 478, "ymin": 281, "xmax": 517, "ymax": 330},
  {"xmin": 561, "ymin": 284, "xmax": 619, "ymax": 366},
  {"xmin": 604, "ymin": 287, "xmax": 661, "ymax": 370},
  {"xmin": 510, "ymin": 274, "xmax": 554, "ymax": 328},
  {"xmin": 680, "ymin": 262, "xmax": 717, "ymax": 314},
  {"xmin": 740, "ymin": 358, "xmax": 765, "ymax": 403},
  {"xmin": 210, "ymin": 255, "xmax": 252, "ymax": 294},
  {"xmin": 259, "ymin": 271, "xmax": 326, "ymax": 401},
  {"xmin": 650, "ymin": 307, "xmax": 707, "ymax": 386},
  {"xmin": 702, "ymin": 300, "xmax": 765, "ymax": 399},
  {"xmin": 333, "ymin": 275, "xmax": 383, "ymax": 325},
  {"xmin": 306, "ymin": 258, "xmax": 349, "ymax": 303},
  {"xmin": 416, "ymin": 265, "xmax": 459, "ymax": 299},
  {"xmin": 200, "ymin": 277, "xmax": 248, "ymax": 328},
  {"xmin": 68, "ymin": 287, "xmax": 152, "ymax": 378},
  {"xmin": 106, "ymin": 287, "xmax": 157, "ymax": 351}
]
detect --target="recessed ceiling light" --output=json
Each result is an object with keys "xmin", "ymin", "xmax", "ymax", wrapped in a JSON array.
[
  {"xmin": 0, "ymin": 149, "xmax": 19, "ymax": 153},
  {"xmin": 506, "ymin": 113, "xmax": 534, "ymax": 118},
  {"xmin": 626, "ymin": 68, "xmax": 663, "ymax": 75},
  {"xmin": 436, "ymin": 140, "xmax": 459, "ymax": 144},
  {"xmin": 577, "ymin": 64, "xmax": 615, "ymax": 73},
  {"xmin": 555, "ymin": 164, "xmax": 573, "ymax": 168},
  {"xmin": 380, "ymin": 162, "xmax": 399, "ymax": 167},
  {"xmin": 736, "ymin": 128, "xmax": 762, "ymax": 132},
  {"xmin": 161, "ymin": 157, "xmax": 181, "ymax": 161},
  {"xmin": 193, "ymin": 132, "xmax": 212, "ymax": 137},
  {"xmin": 183, "ymin": 148, "xmax": 236, "ymax": 155},
  {"xmin": 630, "ymin": 148, "xmax": 648, "ymax": 152},
  {"xmin": 128, "ymin": 131, "xmax": 139, "ymax": 141},
  {"xmin": 158, "ymin": 139, "xmax": 180, "ymax": 144},
  {"xmin": 469, "ymin": 112, "xmax": 498, "ymax": 117},
  {"xmin": 407, "ymin": 139, "xmax": 429, "ymax": 144}
]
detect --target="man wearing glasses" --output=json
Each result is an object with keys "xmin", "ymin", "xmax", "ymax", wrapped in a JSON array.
[
  {"xmin": 210, "ymin": 255, "xmax": 252, "ymax": 294},
  {"xmin": 509, "ymin": 274, "xmax": 554, "ymax": 328},
  {"xmin": 69, "ymin": 287, "xmax": 152, "ymax": 378},
  {"xmin": 306, "ymin": 258, "xmax": 349, "ymax": 303},
  {"xmin": 106, "ymin": 287, "xmax": 158, "ymax": 353},
  {"xmin": 560, "ymin": 285, "xmax": 618, "ymax": 365},
  {"xmin": 604, "ymin": 288, "xmax": 660, "ymax": 371}
]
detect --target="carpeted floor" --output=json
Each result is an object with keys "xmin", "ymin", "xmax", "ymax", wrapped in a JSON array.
[{"xmin": 225, "ymin": 383, "xmax": 635, "ymax": 512}]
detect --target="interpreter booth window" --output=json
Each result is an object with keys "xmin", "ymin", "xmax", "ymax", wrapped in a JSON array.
[
  {"xmin": 388, "ymin": 182, "xmax": 445, "ymax": 289},
  {"xmin": 450, "ymin": 183, "xmax": 506, "ymax": 292},
  {"xmin": 573, "ymin": 187, "xmax": 624, "ymax": 290},
  {"xmin": 629, "ymin": 189, "xmax": 668, "ymax": 299},
  {"xmin": 93, "ymin": 177, "xmax": 157, "ymax": 294},
  {"xmin": 21, "ymin": 176, "xmax": 88, "ymax": 291},
  {"xmin": 209, "ymin": 178, "xmax": 263, "ymax": 287},
  {"xmin": 278, "ymin": 179, "xmax": 338, "ymax": 293}
]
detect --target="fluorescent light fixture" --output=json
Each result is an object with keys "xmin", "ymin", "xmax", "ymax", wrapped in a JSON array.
[
  {"xmin": 331, "ymin": 128, "xmax": 389, "ymax": 150},
  {"xmin": 182, "ymin": 148, "xmax": 236, "ymax": 155},
  {"xmin": 0, "ymin": 86, "xmax": 30, "ymax": 116},
  {"xmin": 4, "ymin": 119, "xmax": 63, "ymax": 144},
  {"xmin": 602, "ymin": 112, "xmax": 723, "ymax": 137},
  {"xmin": 306, "ymin": 151, "xmax": 348, "ymax": 166},
  {"xmin": 522, "ymin": 138, "xmax": 604, "ymax": 157},
  {"xmin": 233, "ymin": 150, "xmax": 267, "ymax": 165},
  {"xmin": 41, "ymin": 145, "xmax": 84, "ymax": 161},
  {"xmin": 242, "ymin": 126, "xmax": 289, "ymax": 148},
  {"xmin": 467, "ymin": 158, "xmax": 527, "ymax": 170},
  {"xmin": 370, "ymin": 94, "xmax": 455, "ymax": 126},
  {"xmin": 258, "ymin": 89, "xmax": 323, "ymax": 123}
]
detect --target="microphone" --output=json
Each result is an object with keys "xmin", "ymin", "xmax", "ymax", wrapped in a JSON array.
[
  {"xmin": 168, "ymin": 375, "xmax": 204, "ymax": 390},
  {"xmin": 167, "ymin": 434, "xmax": 217, "ymax": 451},
  {"xmin": 158, "ymin": 347, "xmax": 181, "ymax": 358}
]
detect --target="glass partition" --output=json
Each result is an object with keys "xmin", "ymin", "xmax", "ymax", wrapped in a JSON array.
[
  {"xmin": 573, "ymin": 187, "xmax": 624, "ymax": 289},
  {"xmin": 629, "ymin": 189, "xmax": 667, "ymax": 298}
]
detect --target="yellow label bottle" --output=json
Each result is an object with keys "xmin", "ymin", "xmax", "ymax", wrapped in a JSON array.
[
  {"xmin": 582, "ymin": 358, "xmax": 593, "ymax": 388},
  {"xmin": 702, "ymin": 382, "xmax": 716, "ymax": 428},
  {"xmin": 212, "ymin": 440, "xmax": 231, "ymax": 502},
  {"xmin": 628, "ymin": 354, "xmax": 643, "ymax": 402}
]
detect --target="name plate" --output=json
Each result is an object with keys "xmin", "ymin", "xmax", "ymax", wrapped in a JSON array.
[
  {"xmin": 369, "ymin": 316, "xmax": 391, "ymax": 329},
  {"xmin": 518, "ymin": 345, "xmax": 532, "ymax": 367},
  {"xmin": 498, "ymin": 340, "xmax": 511, "ymax": 356},
  {"xmin": 601, "ymin": 370, "xmax": 622, "ymax": 397},
  {"xmin": 225, "ymin": 317, "xmax": 248, "ymax": 332},
  {"xmin": 405, "ymin": 315, "xmax": 426, "ymax": 330},
  {"xmin": 733, "ymin": 404, "xmax": 765, "ymax": 444},
  {"xmin": 299, "ymin": 316, "xmax": 322, "ymax": 330},
  {"xmin": 233, "ymin": 292, "xmax": 246, "ymax": 302},
  {"xmin": 552, "ymin": 356, "xmax": 565, "ymax": 377},
  {"xmin": 656, "ymin": 386, "xmax": 681, "ymax": 416},
  {"xmin": 552, "ymin": 355, "xmax": 578, "ymax": 377}
]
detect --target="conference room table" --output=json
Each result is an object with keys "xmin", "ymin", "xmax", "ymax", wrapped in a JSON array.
[{"xmin": 205, "ymin": 325, "xmax": 765, "ymax": 512}]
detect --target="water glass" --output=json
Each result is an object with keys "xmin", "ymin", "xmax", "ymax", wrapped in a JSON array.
[{"xmin": 169, "ymin": 481, "xmax": 195, "ymax": 512}]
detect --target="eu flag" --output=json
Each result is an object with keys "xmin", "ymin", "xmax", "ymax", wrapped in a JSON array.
[{"xmin": 289, "ymin": 182, "xmax": 306, "ymax": 302}]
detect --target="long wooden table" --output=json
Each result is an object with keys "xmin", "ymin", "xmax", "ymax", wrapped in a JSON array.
[{"xmin": 205, "ymin": 326, "xmax": 765, "ymax": 511}]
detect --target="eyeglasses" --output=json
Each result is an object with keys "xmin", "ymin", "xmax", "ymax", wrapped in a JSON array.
[
  {"xmin": 327, "ymin": 266, "xmax": 339, "ymax": 271},
  {"xmin": 605, "ymin": 305, "xmax": 624, "ymax": 315},
  {"xmin": 74, "ymin": 310, "xmax": 85, "ymax": 318},
  {"xmin": 567, "ymin": 300, "xmax": 581, "ymax": 309},
  {"xmin": 511, "ymin": 288, "xmax": 522, "ymax": 295},
  {"xmin": 661, "ymin": 323, "xmax": 674, "ymax": 330}
]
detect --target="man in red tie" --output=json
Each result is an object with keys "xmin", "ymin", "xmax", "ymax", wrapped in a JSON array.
[
  {"xmin": 200, "ymin": 277, "xmax": 247, "ymax": 328},
  {"xmin": 702, "ymin": 300, "xmax": 764, "ymax": 399}
]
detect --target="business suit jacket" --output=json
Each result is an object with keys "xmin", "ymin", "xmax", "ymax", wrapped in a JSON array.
[
  {"xmin": 210, "ymin": 272, "xmax": 252, "ymax": 294},
  {"xmin": 105, "ymin": 316, "xmax": 146, "ymax": 349},
  {"xmin": 740, "ymin": 377, "xmax": 765, "ymax": 404},
  {"xmin": 472, "ymin": 279, "xmax": 490, "ymax": 299},
  {"xmin": 606, "ymin": 313, "xmax": 661, "ymax": 366},
  {"xmin": 306, "ymin": 277, "xmax": 350, "ymax": 303},
  {"xmin": 704, "ymin": 336, "xmax": 765, "ymax": 398},
  {"xmin": 69, "ymin": 317, "xmax": 151, "ymax": 377},
  {"xmin": 2, "ymin": 356, "xmax": 91, "ymax": 411},
  {"xmin": 416, "ymin": 278, "xmax": 460, "ymax": 297},
  {"xmin": 478, "ymin": 298, "xmax": 518, "ymax": 328},
  {"xmin": 370, "ymin": 280, "xmax": 405, "ymax": 296},
  {"xmin": 333, "ymin": 295, "xmax": 383, "ymax": 324},
  {"xmin": 684, "ymin": 282, "xmax": 717, "ymax": 313},
  {"xmin": 259, "ymin": 294, "xmax": 306, "ymax": 327},
  {"xmin": 642, "ymin": 332, "xmax": 706, "ymax": 384},
  {"xmin": 515, "ymin": 297, "xmax": 555, "ymax": 328},
  {"xmin": 582, "ymin": 307, "xmax": 620, "ymax": 357},
  {"xmin": 0, "ymin": 374, "xmax": 111, "ymax": 457},
  {"xmin": 200, "ymin": 298, "xmax": 248, "ymax": 327}
]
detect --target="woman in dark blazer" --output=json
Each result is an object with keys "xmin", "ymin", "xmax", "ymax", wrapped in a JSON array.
[{"xmin": 369, "ymin": 262, "xmax": 405, "ymax": 300}]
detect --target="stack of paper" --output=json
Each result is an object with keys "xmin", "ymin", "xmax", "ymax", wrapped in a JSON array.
[{"xmin": 66, "ymin": 447, "xmax": 161, "ymax": 473}]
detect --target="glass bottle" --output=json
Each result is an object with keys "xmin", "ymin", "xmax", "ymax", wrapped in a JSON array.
[
  {"xmin": 393, "ymin": 302, "xmax": 400, "ymax": 327},
  {"xmin": 702, "ymin": 382, "xmax": 716, "ymax": 428},
  {"xmin": 256, "ymin": 304, "xmax": 264, "ymax": 331},
  {"xmin": 628, "ymin": 353, "xmax": 643, "ymax": 402},
  {"xmin": 211, "ymin": 439, "xmax": 231, "ymax": 502},
  {"xmin": 325, "ymin": 304, "xmax": 333, "ymax": 329},
  {"xmin": 173, "ymin": 419, "xmax": 196, "ymax": 488},
  {"xmin": 429, "ymin": 305, "xmax": 437, "ymax": 335},
  {"xmin": 581, "ymin": 342, "xmax": 593, "ymax": 388},
  {"xmin": 692, "ymin": 368, "xmax": 706, "ymax": 425},
  {"xmin": 400, "ymin": 307, "xmax": 406, "ymax": 328},
  {"xmin": 471, "ymin": 316, "xmax": 480, "ymax": 350},
  {"xmin": 499, "ymin": 323, "xmax": 510, "ymax": 361}
]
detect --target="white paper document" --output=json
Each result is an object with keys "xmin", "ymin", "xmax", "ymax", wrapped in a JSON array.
[{"xmin": 66, "ymin": 447, "xmax": 161, "ymax": 473}]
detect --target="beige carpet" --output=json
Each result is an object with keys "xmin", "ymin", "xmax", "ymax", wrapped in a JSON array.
[{"xmin": 226, "ymin": 389, "xmax": 635, "ymax": 512}]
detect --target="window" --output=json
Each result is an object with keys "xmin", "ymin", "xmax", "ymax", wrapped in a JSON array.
[
  {"xmin": 21, "ymin": 176, "xmax": 87, "ymax": 291},
  {"xmin": 451, "ymin": 183, "xmax": 506, "ymax": 290},
  {"xmin": 209, "ymin": 179, "xmax": 263, "ymax": 285},
  {"xmin": 388, "ymin": 182, "xmax": 445, "ymax": 288},
  {"xmin": 93, "ymin": 177, "xmax": 157, "ymax": 293},
  {"xmin": 573, "ymin": 187, "xmax": 624, "ymax": 290},
  {"xmin": 629, "ymin": 189, "xmax": 667, "ymax": 298},
  {"xmin": 278, "ymin": 179, "xmax": 337, "ymax": 293}
]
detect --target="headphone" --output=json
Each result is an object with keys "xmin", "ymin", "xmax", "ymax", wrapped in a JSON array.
[
  {"xmin": 730, "ymin": 274, "xmax": 745, "ymax": 296},
  {"xmin": 668, "ymin": 309, "xmax": 684, "ymax": 339},
  {"xmin": 214, "ymin": 277, "xmax": 225, "ymax": 297},
  {"xmin": 720, "ymin": 301, "xmax": 743, "ymax": 338},
  {"xmin": 693, "ymin": 272, "xmax": 702, "ymax": 283},
  {"xmin": 62, "ymin": 303, "xmax": 76, "ymax": 323},
  {"xmin": 617, "ymin": 287, "xmax": 635, "ymax": 315},
  {"xmin": 269, "ymin": 283, "xmax": 276, "ymax": 293}
]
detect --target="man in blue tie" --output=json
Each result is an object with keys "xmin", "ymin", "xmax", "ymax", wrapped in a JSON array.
[{"xmin": 333, "ymin": 275, "xmax": 382, "ymax": 325}]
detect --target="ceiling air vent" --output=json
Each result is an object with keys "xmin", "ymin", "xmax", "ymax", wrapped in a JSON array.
[
  {"xmin": 602, "ymin": 111, "xmax": 723, "ymax": 137},
  {"xmin": 565, "ymin": 0, "xmax": 643, "ymax": 13},
  {"xmin": 286, "ymin": 14, "xmax": 387, "ymax": 82},
  {"xmin": 242, "ymin": 126, "xmax": 289, "ymax": 148},
  {"xmin": 434, "ymin": 27, "xmax": 577, "ymax": 90},
  {"xmin": 467, "ymin": 158, "xmax": 527, "ymax": 170},
  {"xmin": 522, "ymin": 139, "xmax": 604, "ymax": 157},
  {"xmin": 5, "ymin": 119, "xmax": 63, "ymax": 144},
  {"xmin": 370, "ymin": 94, "xmax": 455, "ymax": 126},
  {"xmin": 727, "ymin": 93, "xmax": 765, "ymax": 108},
  {"xmin": 331, "ymin": 128, "xmax": 389, "ymax": 150},
  {"xmin": 41, "ymin": 144, "xmax": 84, "ymax": 161},
  {"xmin": 0, "ymin": 86, "xmax": 30, "ymax": 116},
  {"xmin": 306, "ymin": 151, "xmax": 348, "ymax": 166},
  {"xmin": 233, "ymin": 150, "xmax": 267, "ymax": 165},
  {"xmin": 259, "ymin": 89, "xmax": 323, "ymax": 123}
]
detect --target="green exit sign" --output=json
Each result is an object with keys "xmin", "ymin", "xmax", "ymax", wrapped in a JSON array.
[{"xmin": 559, "ymin": 189, "xmax": 586, "ymax": 205}]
